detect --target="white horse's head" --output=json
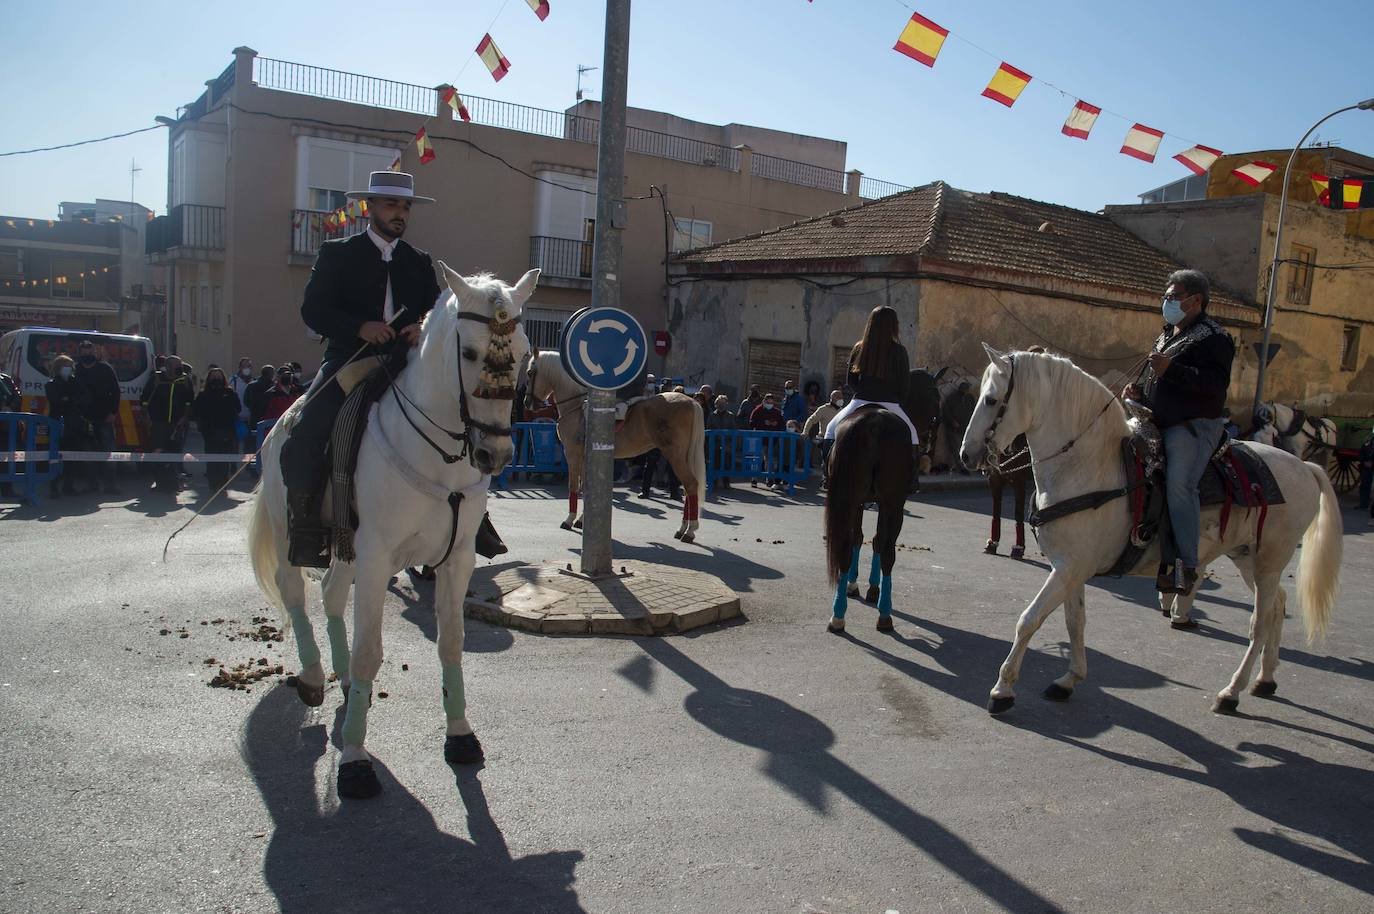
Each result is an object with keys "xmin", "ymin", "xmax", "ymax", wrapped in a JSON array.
[
  {"xmin": 421, "ymin": 263, "xmax": 538, "ymax": 475},
  {"xmin": 961, "ymin": 343, "xmax": 1030, "ymax": 469}
]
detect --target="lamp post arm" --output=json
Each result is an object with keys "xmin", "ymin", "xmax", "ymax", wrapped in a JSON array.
[{"xmin": 1251, "ymin": 103, "xmax": 1364, "ymax": 416}]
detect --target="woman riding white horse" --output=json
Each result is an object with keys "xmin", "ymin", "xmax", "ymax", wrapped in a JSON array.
[
  {"xmin": 249, "ymin": 265, "xmax": 536, "ymax": 800},
  {"xmin": 961, "ymin": 345, "xmax": 1342, "ymax": 716}
]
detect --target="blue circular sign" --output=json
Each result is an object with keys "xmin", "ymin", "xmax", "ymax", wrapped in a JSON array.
[{"xmin": 559, "ymin": 306, "xmax": 648, "ymax": 391}]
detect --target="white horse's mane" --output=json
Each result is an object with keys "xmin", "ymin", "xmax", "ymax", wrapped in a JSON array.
[{"xmin": 1013, "ymin": 350, "xmax": 1128, "ymax": 438}]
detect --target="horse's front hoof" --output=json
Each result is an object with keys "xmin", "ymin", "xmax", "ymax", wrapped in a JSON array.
[
  {"xmin": 680, "ymin": 532, "xmax": 695, "ymax": 544},
  {"xmin": 876, "ymin": 615, "xmax": 894, "ymax": 633},
  {"xmin": 864, "ymin": 585, "xmax": 880, "ymax": 604},
  {"xmin": 559, "ymin": 520, "xmax": 573, "ymax": 531},
  {"xmin": 573, "ymin": 519, "xmax": 583, "ymax": 530},
  {"xmin": 1212, "ymin": 695, "xmax": 1240, "ymax": 715},
  {"xmin": 285, "ymin": 675, "xmax": 324, "ymax": 707},
  {"xmin": 987, "ymin": 695, "xmax": 1015, "ymax": 715},
  {"xmin": 337, "ymin": 759, "xmax": 381, "ymax": 799},
  {"xmin": 984, "ymin": 540, "xmax": 998, "ymax": 555},
  {"xmin": 1170, "ymin": 618, "xmax": 1199, "ymax": 631},
  {"xmin": 445, "ymin": 733, "xmax": 485, "ymax": 765},
  {"xmin": 1042, "ymin": 682, "xmax": 1073, "ymax": 702},
  {"xmin": 827, "ymin": 617, "xmax": 845, "ymax": 634},
  {"xmin": 1250, "ymin": 680, "xmax": 1278, "ymax": 698},
  {"xmin": 1009, "ymin": 545, "xmax": 1025, "ymax": 560},
  {"xmin": 846, "ymin": 583, "xmax": 860, "ymax": 598},
  {"xmin": 673, "ymin": 529, "xmax": 684, "ymax": 540}
]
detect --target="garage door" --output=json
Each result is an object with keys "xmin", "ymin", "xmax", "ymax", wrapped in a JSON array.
[
  {"xmin": 830, "ymin": 345, "xmax": 853, "ymax": 391},
  {"xmin": 746, "ymin": 339, "xmax": 801, "ymax": 397}
]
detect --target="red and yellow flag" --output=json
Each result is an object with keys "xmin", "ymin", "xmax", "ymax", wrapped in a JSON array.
[
  {"xmin": 1172, "ymin": 144, "xmax": 1223, "ymax": 175},
  {"xmin": 1061, "ymin": 100, "xmax": 1100, "ymax": 140},
  {"xmin": 893, "ymin": 12, "xmax": 948, "ymax": 67},
  {"xmin": 476, "ymin": 34, "xmax": 511, "ymax": 82},
  {"xmin": 415, "ymin": 127, "xmax": 436, "ymax": 165},
  {"xmin": 1339, "ymin": 178, "xmax": 1365, "ymax": 209},
  {"xmin": 1310, "ymin": 173, "xmax": 1330, "ymax": 205},
  {"xmin": 441, "ymin": 86, "xmax": 472, "ymax": 122},
  {"xmin": 388, "ymin": 155, "xmax": 402, "ymax": 172},
  {"xmin": 981, "ymin": 62, "xmax": 1031, "ymax": 107},
  {"xmin": 526, "ymin": 0, "xmax": 550, "ymax": 20},
  {"xmin": 1120, "ymin": 124, "xmax": 1164, "ymax": 163},
  {"xmin": 1231, "ymin": 161, "xmax": 1276, "ymax": 187}
]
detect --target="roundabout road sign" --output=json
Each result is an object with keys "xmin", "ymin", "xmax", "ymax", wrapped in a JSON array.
[{"xmin": 559, "ymin": 306, "xmax": 648, "ymax": 391}]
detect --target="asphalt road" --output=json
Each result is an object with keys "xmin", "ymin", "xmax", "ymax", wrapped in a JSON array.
[{"xmin": 3, "ymin": 472, "xmax": 1372, "ymax": 914}]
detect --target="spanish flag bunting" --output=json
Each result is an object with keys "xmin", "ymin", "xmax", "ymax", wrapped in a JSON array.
[
  {"xmin": 476, "ymin": 34, "xmax": 511, "ymax": 82},
  {"xmin": 1061, "ymin": 100, "xmax": 1100, "ymax": 139},
  {"xmin": 526, "ymin": 0, "xmax": 549, "ymax": 20},
  {"xmin": 893, "ymin": 12, "xmax": 948, "ymax": 68},
  {"xmin": 415, "ymin": 127, "xmax": 436, "ymax": 164},
  {"xmin": 1231, "ymin": 161, "xmax": 1276, "ymax": 187},
  {"xmin": 441, "ymin": 86, "xmax": 472, "ymax": 122},
  {"xmin": 1310, "ymin": 173, "xmax": 1330, "ymax": 205},
  {"xmin": 388, "ymin": 155, "xmax": 402, "ymax": 172},
  {"xmin": 359, "ymin": 200, "xmax": 370, "ymax": 217},
  {"xmin": 1331, "ymin": 177, "xmax": 1367, "ymax": 209},
  {"xmin": 1120, "ymin": 124, "xmax": 1164, "ymax": 163},
  {"xmin": 324, "ymin": 213, "xmax": 337, "ymax": 230},
  {"xmin": 1172, "ymin": 144, "xmax": 1223, "ymax": 175},
  {"xmin": 981, "ymin": 62, "xmax": 1031, "ymax": 107}
]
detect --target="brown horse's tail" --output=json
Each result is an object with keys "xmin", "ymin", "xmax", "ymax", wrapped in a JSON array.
[{"xmin": 825, "ymin": 414, "xmax": 878, "ymax": 583}]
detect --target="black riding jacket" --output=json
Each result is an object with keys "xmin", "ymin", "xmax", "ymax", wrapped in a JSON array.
[
  {"xmin": 1139, "ymin": 316, "xmax": 1235, "ymax": 429},
  {"xmin": 847, "ymin": 342, "xmax": 910, "ymax": 402}
]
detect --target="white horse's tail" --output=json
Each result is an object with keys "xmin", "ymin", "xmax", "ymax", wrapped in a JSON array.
[
  {"xmin": 690, "ymin": 402, "xmax": 706, "ymax": 503},
  {"xmin": 248, "ymin": 480, "xmax": 286, "ymax": 611},
  {"xmin": 1297, "ymin": 460, "xmax": 1343, "ymax": 643}
]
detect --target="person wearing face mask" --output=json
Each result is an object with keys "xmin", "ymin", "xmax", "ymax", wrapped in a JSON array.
[
  {"xmin": 74, "ymin": 339, "xmax": 122, "ymax": 495},
  {"xmin": 803, "ymin": 389, "xmax": 846, "ymax": 485},
  {"xmin": 229, "ymin": 357, "xmax": 254, "ymax": 452},
  {"xmin": 141, "ymin": 355, "xmax": 194, "ymax": 493},
  {"xmin": 192, "ymin": 366, "xmax": 243, "ymax": 491},
  {"xmin": 1122, "ymin": 269, "xmax": 1235, "ymax": 597},
  {"xmin": 45, "ymin": 354, "xmax": 91, "ymax": 497},
  {"xmin": 704, "ymin": 393, "xmax": 736, "ymax": 488},
  {"xmin": 750, "ymin": 392, "xmax": 787, "ymax": 489}
]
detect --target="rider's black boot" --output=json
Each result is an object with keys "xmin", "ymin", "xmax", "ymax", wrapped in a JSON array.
[
  {"xmin": 287, "ymin": 490, "xmax": 331, "ymax": 568},
  {"xmin": 475, "ymin": 512, "xmax": 507, "ymax": 559}
]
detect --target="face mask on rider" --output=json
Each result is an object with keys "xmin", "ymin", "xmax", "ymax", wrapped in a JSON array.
[
  {"xmin": 239, "ymin": 368, "xmax": 252, "ymax": 379},
  {"xmin": 1162, "ymin": 295, "xmax": 1187, "ymax": 326},
  {"xmin": 59, "ymin": 366, "xmax": 74, "ymax": 380}
]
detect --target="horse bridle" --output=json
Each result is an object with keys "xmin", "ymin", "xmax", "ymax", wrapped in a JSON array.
[
  {"xmin": 982, "ymin": 351, "xmax": 1118, "ymax": 475},
  {"xmin": 384, "ymin": 308, "xmax": 523, "ymax": 467},
  {"xmin": 525, "ymin": 359, "xmax": 589, "ymax": 415}
]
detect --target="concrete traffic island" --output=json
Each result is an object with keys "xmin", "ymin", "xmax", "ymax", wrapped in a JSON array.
[{"xmin": 463, "ymin": 560, "xmax": 741, "ymax": 635}]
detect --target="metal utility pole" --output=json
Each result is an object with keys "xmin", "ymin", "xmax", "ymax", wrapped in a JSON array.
[
  {"xmin": 580, "ymin": 0, "xmax": 631, "ymax": 577},
  {"xmin": 1251, "ymin": 98, "xmax": 1374, "ymax": 415}
]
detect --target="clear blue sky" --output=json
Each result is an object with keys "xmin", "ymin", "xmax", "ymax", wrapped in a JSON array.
[{"xmin": 2, "ymin": 0, "xmax": 1371, "ymax": 219}]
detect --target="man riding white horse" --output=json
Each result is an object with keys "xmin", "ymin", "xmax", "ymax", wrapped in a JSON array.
[
  {"xmin": 1122, "ymin": 269, "xmax": 1235, "ymax": 597},
  {"xmin": 279, "ymin": 171, "xmax": 504, "ymax": 566}
]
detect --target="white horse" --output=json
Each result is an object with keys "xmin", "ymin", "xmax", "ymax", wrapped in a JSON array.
[
  {"xmin": 248, "ymin": 265, "xmax": 536, "ymax": 799},
  {"xmin": 960, "ymin": 345, "xmax": 1343, "ymax": 716},
  {"xmin": 1251, "ymin": 401, "xmax": 1337, "ymax": 463}
]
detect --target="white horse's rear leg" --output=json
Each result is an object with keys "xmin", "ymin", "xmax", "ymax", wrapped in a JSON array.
[
  {"xmin": 436, "ymin": 550, "xmax": 485, "ymax": 765},
  {"xmin": 321, "ymin": 562, "xmax": 354, "ymax": 695},
  {"xmin": 1215, "ymin": 570, "xmax": 1282, "ymax": 714},
  {"xmin": 335, "ymin": 550, "xmax": 390, "ymax": 799},
  {"xmin": 989, "ymin": 569, "xmax": 1073, "ymax": 714},
  {"xmin": 1046, "ymin": 583, "xmax": 1087, "ymax": 700}
]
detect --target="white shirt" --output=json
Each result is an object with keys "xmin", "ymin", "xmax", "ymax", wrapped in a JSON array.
[{"xmin": 366, "ymin": 226, "xmax": 398, "ymax": 322}]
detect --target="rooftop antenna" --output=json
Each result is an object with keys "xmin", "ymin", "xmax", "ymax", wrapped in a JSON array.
[
  {"xmin": 130, "ymin": 158, "xmax": 142, "ymax": 206},
  {"xmin": 576, "ymin": 64, "xmax": 598, "ymax": 102}
]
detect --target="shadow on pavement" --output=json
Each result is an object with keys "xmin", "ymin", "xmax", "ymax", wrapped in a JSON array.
[{"xmin": 242, "ymin": 685, "xmax": 586, "ymax": 914}]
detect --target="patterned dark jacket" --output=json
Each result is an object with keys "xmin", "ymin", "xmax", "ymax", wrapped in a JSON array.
[
  {"xmin": 1140, "ymin": 315, "xmax": 1235, "ymax": 429},
  {"xmin": 301, "ymin": 232, "xmax": 442, "ymax": 362}
]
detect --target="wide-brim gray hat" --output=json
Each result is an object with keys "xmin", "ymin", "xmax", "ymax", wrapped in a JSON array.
[{"xmin": 346, "ymin": 171, "xmax": 435, "ymax": 203}]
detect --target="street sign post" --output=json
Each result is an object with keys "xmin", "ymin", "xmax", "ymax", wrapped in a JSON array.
[{"xmin": 559, "ymin": 306, "xmax": 647, "ymax": 391}]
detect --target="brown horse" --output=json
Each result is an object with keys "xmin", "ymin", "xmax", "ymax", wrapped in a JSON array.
[
  {"xmin": 523, "ymin": 350, "xmax": 706, "ymax": 542},
  {"xmin": 986, "ymin": 435, "xmax": 1033, "ymax": 559}
]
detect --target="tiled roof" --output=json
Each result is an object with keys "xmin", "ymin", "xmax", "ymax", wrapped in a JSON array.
[{"xmin": 675, "ymin": 181, "xmax": 1254, "ymax": 311}]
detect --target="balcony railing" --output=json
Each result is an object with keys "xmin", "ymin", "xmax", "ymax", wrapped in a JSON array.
[
  {"xmin": 530, "ymin": 236, "xmax": 593, "ymax": 281},
  {"xmin": 859, "ymin": 176, "xmax": 910, "ymax": 200},
  {"xmin": 146, "ymin": 204, "xmax": 225, "ymax": 254},
  {"xmin": 291, "ymin": 209, "xmax": 366, "ymax": 256},
  {"xmin": 254, "ymin": 57, "xmax": 435, "ymax": 116},
  {"xmin": 750, "ymin": 152, "xmax": 846, "ymax": 193}
]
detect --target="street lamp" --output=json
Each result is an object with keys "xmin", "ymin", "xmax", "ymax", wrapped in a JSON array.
[{"xmin": 1251, "ymin": 97, "xmax": 1374, "ymax": 416}]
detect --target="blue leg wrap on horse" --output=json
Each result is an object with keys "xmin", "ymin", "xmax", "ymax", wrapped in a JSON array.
[
  {"xmin": 326, "ymin": 616, "xmax": 349, "ymax": 680},
  {"xmin": 286, "ymin": 606, "xmax": 321, "ymax": 669},
  {"xmin": 832, "ymin": 579, "xmax": 848, "ymax": 618},
  {"xmin": 441, "ymin": 662, "xmax": 467, "ymax": 720},
  {"xmin": 878, "ymin": 575, "xmax": 894, "ymax": 616},
  {"xmin": 869, "ymin": 551, "xmax": 882, "ymax": 587},
  {"xmin": 848, "ymin": 546, "xmax": 861, "ymax": 584},
  {"xmin": 342, "ymin": 678, "xmax": 373, "ymax": 746}
]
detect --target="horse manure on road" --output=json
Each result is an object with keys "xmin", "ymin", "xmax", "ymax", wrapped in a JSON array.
[{"xmin": 208, "ymin": 661, "xmax": 284, "ymax": 691}]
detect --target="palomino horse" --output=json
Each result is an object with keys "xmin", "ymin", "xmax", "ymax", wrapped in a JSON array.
[
  {"xmin": 249, "ymin": 266, "xmax": 536, "ymax": 799},
  {"xmin": 961, "ymin": 345, "xmax": 1342, "ymax": 716},
  {"xmin": 825, "ymin": 406, "xmax": 913, "ymax": 632},
  {"xmin": 1251, "ymin": 401, "xmax": 1337, "ymax": 465},
  {"xmin": 522, "ymin": 350, "xmax": 706, "ymax": 542}
]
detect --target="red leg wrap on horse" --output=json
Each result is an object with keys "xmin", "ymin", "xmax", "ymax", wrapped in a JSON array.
[{"xmin": 569, "ymin": 491, "xmax": 579, "ymax": 515}]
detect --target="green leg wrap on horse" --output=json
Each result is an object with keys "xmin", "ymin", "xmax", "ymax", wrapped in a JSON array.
[
  {"xmin": 286, "ymin": 606, "xmax": 321, "ymax": 669},
  {"xmin": 326, "ymin": 616, "xmax": 350, "ymax": 680},
  {"xmin": 342, "ymin": 678, "xmax": 373, "ymax": 746},
  {"xmin": 442, "ymin": 662, "xmax": 467, "ymax": 720}
]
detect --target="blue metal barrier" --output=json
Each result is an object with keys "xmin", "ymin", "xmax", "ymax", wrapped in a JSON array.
[
  {"xmin": 1, "ymin": 412, "xmax": 63, "ymax": 504},
  {"xmin": 706, "ymin": 429, "xmax": 811, "ymax": 494},
  {"xmin": 495, "ymin": 422, "xmax": 568, "ymax": 488}
]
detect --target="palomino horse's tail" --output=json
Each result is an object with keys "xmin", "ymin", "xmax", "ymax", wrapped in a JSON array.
[
  {"xmin": 1297, "ymin": 459, "xmax": 1343, "ymax": 643},
  {"xmin": 825, "ymin": 415, "xmax": 876, "ymax": 584},
  {"xmin": 247, "ymin": 415, "xmax": 296, "ymax": 612}
]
